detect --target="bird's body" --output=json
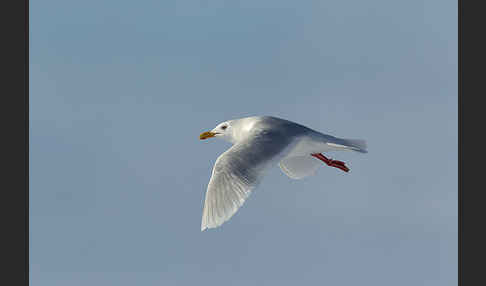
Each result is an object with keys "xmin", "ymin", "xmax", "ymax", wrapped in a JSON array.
[{"xmin": 199, "ymin": 116, "xmax": 367, "ymax": 231}]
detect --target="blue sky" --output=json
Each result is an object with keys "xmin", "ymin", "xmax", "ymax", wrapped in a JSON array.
[{"xmin": 30, "ymin": 0, "xmax": 457, "ymax": 285}]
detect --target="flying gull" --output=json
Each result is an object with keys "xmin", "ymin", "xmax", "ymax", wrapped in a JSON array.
[{"xmin": 199, "ymin": 116, "xmax": 367, "ymax": 231}]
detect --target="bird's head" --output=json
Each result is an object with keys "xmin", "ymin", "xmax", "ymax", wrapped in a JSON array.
[
  {"xmin": 199, "ymin": 121, "xmax": 234, "ymax": 142},
  {"xmin": 200, "ymin": 117, "xmax": 262, "ymax": 144}
]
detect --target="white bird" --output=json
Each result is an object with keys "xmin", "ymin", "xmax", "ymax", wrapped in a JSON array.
[{"xmin": 199, "ymin": 116, "xmax": 367, "ymax": 231}]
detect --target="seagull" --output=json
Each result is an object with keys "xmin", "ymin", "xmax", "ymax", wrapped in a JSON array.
[{"xmin": 199, "ymin": 116, "xmax": 367, "ymax": 231}]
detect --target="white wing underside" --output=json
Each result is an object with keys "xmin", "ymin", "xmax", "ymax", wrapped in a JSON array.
[
  {"xmin": 201, "ymin": 132, "xmax": 291, "ymax": 231},
  {"xmin": 277, "ymin": 139, "xmax": 336, "ymax": 180},
  {"xmin": 278, "ymin": 135, "xmax": 367, "ymax": 179},
  {"xmin": 201, "ymin": 157, "xmax": 256, "ymax": 231},
  {"xmin": 279, "ymin": 156, "xmax": 321, "ymax": 179}
]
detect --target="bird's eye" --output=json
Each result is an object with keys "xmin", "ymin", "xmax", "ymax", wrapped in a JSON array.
[{"xmin": 221, "ymin": 125, "xmax": 227, "ymax": 130}]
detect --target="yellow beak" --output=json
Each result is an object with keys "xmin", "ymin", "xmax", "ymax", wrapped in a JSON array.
[{"xmin": 199, "ymin": 131, "xmax": 217, "ymax": 140}]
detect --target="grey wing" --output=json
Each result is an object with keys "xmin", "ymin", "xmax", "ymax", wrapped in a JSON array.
[{"xmin": 201, "ymin": 133, "xmax": 291, "ymax": 231}]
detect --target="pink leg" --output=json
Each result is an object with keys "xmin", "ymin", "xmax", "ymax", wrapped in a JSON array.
[{"xmin": 311, "ymin": 153, "xmax": 350, "ymax": 173}]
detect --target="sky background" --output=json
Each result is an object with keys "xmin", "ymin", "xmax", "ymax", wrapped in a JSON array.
[{"xmin": 30, "ymin": 1, "xmax": 457, "ymax": 285}]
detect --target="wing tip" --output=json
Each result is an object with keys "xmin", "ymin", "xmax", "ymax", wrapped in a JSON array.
[
  {"xmin": 200, "ymin": 222, "xmax": 222, "ymax": 232},
  {"xmin": 200, "ymin": 207, "xmax": 240, "ymax": 232}
]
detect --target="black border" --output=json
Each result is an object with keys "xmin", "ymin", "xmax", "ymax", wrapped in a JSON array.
[
  {"xmin": 26, "ymin": 0, "xmax": 29, "ymax": 282},
  {"xmin": 2, "ymin": 0, "xmax": 28, "ymax": 285},
  {"xmin": 459, "ymin": 0, "xmax": 485, "ymax": 285}
]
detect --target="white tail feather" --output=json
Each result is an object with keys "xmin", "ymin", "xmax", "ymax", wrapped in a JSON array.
[
  {"xmin": 326, "ymin": 138, "xmax": 367, "ymax": 153},
  {"xmin": 341, "ymin": 138, "xmax": 367, "ymax": 153}
]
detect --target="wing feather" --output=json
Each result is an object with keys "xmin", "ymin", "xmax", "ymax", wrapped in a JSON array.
[
  {"xmin": 201, "ymin": 132, "xmax": 291, "ymax": 231},
  {"xmin": 279, "ymin": 156, "xmax": 322, "ymax": 179}
]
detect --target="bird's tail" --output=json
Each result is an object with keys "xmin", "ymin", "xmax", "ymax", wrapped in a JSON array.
[
  {"xmin": 339, "ymin": 138, "xmax": 367, "ymax": 153},
  {"xmin": 325, "ymin": 137, "xmax": 367, "ymax": 153}
]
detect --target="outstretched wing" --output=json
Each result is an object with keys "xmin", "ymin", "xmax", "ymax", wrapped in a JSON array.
[{"xmin": 201, "ymin": 132, "xmax": 291, "ymax": 231}]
